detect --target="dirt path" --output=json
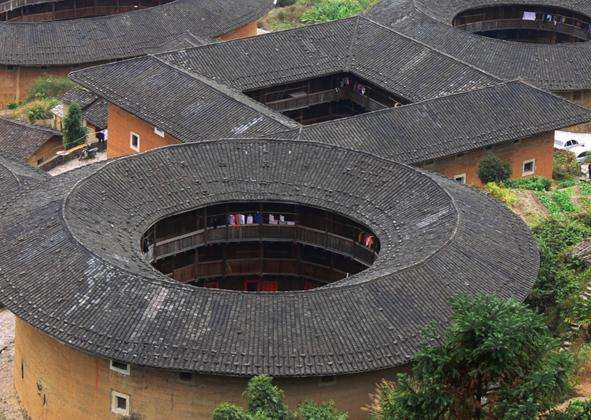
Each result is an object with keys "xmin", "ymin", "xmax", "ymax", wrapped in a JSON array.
[{"xmin": 0, "ymin": 310, "xmax": 24, "ymax": 420}]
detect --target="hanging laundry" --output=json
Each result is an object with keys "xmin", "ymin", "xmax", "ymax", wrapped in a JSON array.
[
  {"xmin": 254, "ymin": 212, "xmax": 263, "ymax": 224},
  {"xmin": 246, "ymin": 214, "xmax": 254, "ymax": 224},
  {"xmin": 522, "ymin": 11, "xmax": 536, "ymax": 21}
]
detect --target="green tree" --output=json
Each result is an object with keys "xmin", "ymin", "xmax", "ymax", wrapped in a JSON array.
[
  {"xmin": 370, "ymin": 294, "xmax": 575, "ymax": 419},
  {"xmin": 300, "ymin": 0, "xmax": 377, "ymax": 23},
  {"xmin": 553, "ymin": 150, "xmax": 580, "ymax": 181},
  {"xmin": 478, "ymin": 153, "xmax": 512, "ymax": 184},
  {"xmin": 62, "ymin": 102, "xmax": 87, "ymax": 149},
  {"xmin": 245, "ymin": 375, "xmax": 290, "ymax": 419},
  {"xmin": 213, "ymin": 403, "xmax": 250, "ymax": 420},
  {"xmin": 296, "ymin": 401, "xmax": 348, "ymax": 420}
]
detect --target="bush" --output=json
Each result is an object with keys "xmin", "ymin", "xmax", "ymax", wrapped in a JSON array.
[
  {"xmin": 27, "ymin": 76, "xmax": 77, "ymax": 101},
  {"xmin": 6, "ymin": 102, "xmax": 18, "ymax": 110},
  {"xmin": 485, "ymin": 182, "xmax": 517, "ymax": 205},
  {"xmin": 245, "ymin": 375, "xmax": 289, "ymax": 419},
  {"xmin": 300, "ymin": 0, "xmax": 377, "ymax": 23},
  {"xmin": 554, "ymin": 190, "xmax": 577, "ymax": 213},
  {"xmin": 213, "ymin": 403, "xmax": 249, "ymax": 420},
  {"xmin": 554, "ymin": 150, "xmax": 580, "ymax": 181},
  {"xmin": 505, "ymin": 176, "xmax": 552, "ymax": 191},
  {"xmin": 62, "ymin": 102, "xmax": 87, "ymax": 149},
  {"xmin": 296, "ymin": 401, "xmax": 348, "ymax": 420},
  {"xmin": 16, "ymin": 98, "xmax": 58, "ymax": 123},
  {"xmin": 478, "ymin": 153, "xmax": 512, "ymax": 184},
  {"xmin": 546, "ymin": 399, "xmax": 591, "ymax": 419}
]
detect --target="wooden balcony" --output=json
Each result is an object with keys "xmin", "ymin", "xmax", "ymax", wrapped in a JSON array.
[
  {"xmin": 148, "ymin": 224, "xmax": 377, "ymax": 267},
  {"xmin": 456, "ymin": 18, "xmax": 591, "ymax": 41}
]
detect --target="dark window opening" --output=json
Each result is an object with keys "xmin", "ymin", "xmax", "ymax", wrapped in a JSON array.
[
  {"xmin": 116, "ymin": 396, "xmax": 127, "ymax": 410},
  {"xmin": 179, "ymin": 372, "xmax": 193, "ymax": 381},
  {"xmin": 244, "ymin": 72, "xmax": 409, "ymax": 125}
]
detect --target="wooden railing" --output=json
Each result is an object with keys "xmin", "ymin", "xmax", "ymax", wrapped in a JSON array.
[
  {"xmin": 456, "ymin": 18, "xmax": 591, "ymax": 41},
  {"xmin": 264, "ymin": 89, "xmax": 388, "ymax": 113},
  {"xmin": 150, "ymin": 224, "xmax": 377, "ymax": 266},
  {"xmin": 170, "ymin": 258, "xmax": 346, "ymax": 284}
]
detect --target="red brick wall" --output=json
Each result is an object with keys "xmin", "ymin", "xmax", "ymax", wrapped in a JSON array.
[
  {"xmin": 107, "ymin": 103, "xmax": 180, "ymax": 158},
  {"xmin": 419, "ymin": 132, "xmax": 554, "ymax": 187}
]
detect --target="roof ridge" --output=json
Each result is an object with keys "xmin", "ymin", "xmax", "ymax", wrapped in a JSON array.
[
  {"xmin": 358, "ymin": 15, "xmax": 504, "ymax": 82},
  {"xmin": 344, "ymin": 15, "xmax": 362, "ymax": 71},
  {"xmin": 0, "ymin": 117, "xmax": 60, "ymax": 135},
  {"xmin": 151, "ymin": 55, "xmax": 299, "ymax": 130}
]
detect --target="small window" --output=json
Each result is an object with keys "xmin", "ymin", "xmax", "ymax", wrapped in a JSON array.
[
  {"xmin": 319, "ymin": 376, "xmax": 337, "ymax": 387},
  {"xmin": 154, "ymin": 127, "xmax": 165, "ymax": 137},
  {"xmin": 453, "ymin": 174, "xmax": 467, "ymax": 184},
  {"xmin": 522, "ymin": 159, "xmax": 535, "ymax": 176},
  {"xmin": 111, "ymin": 391, "xmax": 130, "ymax": 416},
  {"xmin": 179, "ymin": 372, "xmax": 193, "ymax": 382},
  {"xmin": 130, "ymin": 132, "xmax": 140, "ymax": 152},
  {"xmin": 21, "ymin": 361, "xmax": 24, "ymax": 379},
  {"xmin": 110, "ymin": 360, "xmax": 130, "ymax": 375},
  {"xmin": 573, "ymin": 91, "xmax": 582, "ymax": 101}
]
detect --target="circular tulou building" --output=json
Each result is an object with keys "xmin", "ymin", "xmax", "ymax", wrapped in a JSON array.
[
  {"xmin": 0, "ymin": 139, "xmax": 539, "ymax": 418},
  {"xmin": 368, "ymin": 0, "xmax": 591, "ymax": 127},
  {"xmin": 0, "ymin": 0, "xmax": 273, "ymax": 108}
]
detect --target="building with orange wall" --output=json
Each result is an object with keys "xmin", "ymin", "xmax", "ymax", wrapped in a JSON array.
[
  {"xmin": 0, "ymin": 138, "xmax": 540, "ymax": 419},
  {"xmin": 0, "ymin": 0, "xmax": 273, "ymax": 108},
  {"xmin": 70, "ymin": 17, "xmax": 591, "ymax": 186},
  {"xmin": 0, "ymin": 117, "xmax": 63, "ymax": 167}
]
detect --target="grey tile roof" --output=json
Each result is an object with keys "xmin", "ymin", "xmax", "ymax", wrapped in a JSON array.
[
  {"xmin": 70, "ymin": 18, "xmax": 591, "ymax": 163},
  {"xmin": 0, "ymin": 0, "xmax": 273, "ymax": 66},
  {"xmin": 0, "ymin": 139, "xmax": 538, "ymax": 376},
  {"xmin": 70, "ymin": 56, "xmax": 298, "ymax": 142},
  {"xmin": 367, "ymin": 0, "xmax": 591, "ymax": 91},
  {"xmin": 282, "ymin": 81, "xmax": 591, "ymax": 164},
  {"xmin": 159, "ymin": 16, "xmax": 500, "ymax": 99},
  {"xmin": 0, "ymin": 117, "xmax": 61, "ymax": 162}
]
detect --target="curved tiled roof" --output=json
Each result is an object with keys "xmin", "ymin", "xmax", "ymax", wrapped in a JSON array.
[
  {"xmin": 0, "ymin": 139, "xmax": 538, "ymax": 377},
  {"xmin": 0, "ymin": 0, "xmax": 273, "ymax": 66},
  {"xmin": 368, "ymin": 0, "xmax": 591, "ymax": 91},
  {"xmin": 0, "ymin": 117, "xmax": 61, "ymax": 162}
]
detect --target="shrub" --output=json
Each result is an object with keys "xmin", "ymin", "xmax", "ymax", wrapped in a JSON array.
[
  {"xmin": 554, "ymin": 190, "xmax": 577, "ymax": 213},
  {"xmin": 62, "ymin": 102, "xmax": 87, "ymax": 149},
  {"xmin": 17, "ymin": 98, "xmax": 58, "ymax": 123},
  {"xmin": 296, "ymin": 401, "xmax": 348, "ymax": 420},
  {"xmin": 213, "ymin": 403, "xmax": 249, "ymax": 420},
  {"xmin": 505, "ymin": 176, "xmax": 552, "ymax": 191},
  {"xmin": 558, "ymin": 179, "xmax": 577, "ymax": 189},
  {"xmin": 300, "ymin": 0, "xmax": 377, "ymax": 23},
  {"xmin": 485, "ymin": 182, "xmax": 517, "ymax": 206},
  {"xmin": 546, "ymin": 399, "xmax": 591, "ymax": 419},
  {"xmin": 553, "ymin": 150, "xmax": 580, "ymax": 181},
  {"xmin": 6, "ymin": 102, "xmax": 18, "ymax": 110},
  {"xmin": 245, "ymin": 375, "xmax": 289, "ymax": 419},
  {"xmin": 580, "ymin": 182, "xmax": 591, "ymax": 196},
  {"xmin": 27, "ymin": 76, "xmax": 77, "ymax": 101},
  {"xmin": 478, "ymin": 153, "xmax": 512, "ymax": 184}
]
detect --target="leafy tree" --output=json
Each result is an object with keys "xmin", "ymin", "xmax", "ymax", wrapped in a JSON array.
[
  {"xmin": 554, "ymin": 150, "xmax": 580, "ymax": 181},
  {"xmin": 527, "ymin": 215, "xmax": 591, "ymax": 334},
  {"xmin": 296, "ymin": 401, "xmax": 348, "ymax": 420},
  {"xmin": 245, "ymin": 374, "xmax": 290, "ymax": 419},
  {"xmin": 27, "ymin": 76, "xmax": 76, "ymax": 101},
  {"xmin": 369, "ymin": 294, "xmax": 575, "ymax": 419},
  {"xmin": 62, "ymin": 102, "xmax": 87, "ymax": 149},
  {"xmin": 478, "ymin": 153, "xmax": 512, "ymax": 184}
]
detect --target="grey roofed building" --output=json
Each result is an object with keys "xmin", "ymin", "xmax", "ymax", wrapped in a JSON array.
[
  {"xmin": 58, "ymin": 89, "xmax": 108, "ymax": 130},
  {"xmin": 0, "ymin": 117, "xmax": 61, "ymax": 162},
  {"xmin": 367, "ymin": 0, "xmax": 591, "ymax": 91},
  {"xmin": 69, "ymin": 16, "xmax": 591, "ymax": 160},
  {"xmin": 0, "ymin": 138, "xmax": 539, "ymax": 377},
  {"xmin": 0, "ymin": 0, "xmax": 274, "ymax": 66}
]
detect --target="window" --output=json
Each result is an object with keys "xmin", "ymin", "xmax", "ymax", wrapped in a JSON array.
[
  {"xmin": 111, "ymin": 391, "xmax": 130, "ymax": 416},
  {"xmin": 319, "ymin": 376, "xmax": 337, "ymax": 387},
  {"xmin": 130, "ymin": 132, "xmax": 140, "ymax": 152},
  {"xmin": 154, "ymin": 127, "xmax": 165, "ymax": 137},
  {"xmin": 453, "ymin": 173, "xmax": 467, "ymax": 184},
  {"xmin": 110, "ymin": 360, "xmax": 130, "ymax": 375},
  {"xmin": 522, "ymin": 159, "xmax": 535, "ymax": 176},
  {"xmin": 179, "ymin": 372, "xmax": 193, "ymax": 382}
]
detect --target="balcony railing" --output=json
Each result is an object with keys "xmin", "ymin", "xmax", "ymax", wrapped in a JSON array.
[
  {"xmin": 456, "ymin": 18, "xmax": 591, "ymax": 41},
  {"xmin": 149, "ymin": 224, "xmax": 377, "ymax": 267}
]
